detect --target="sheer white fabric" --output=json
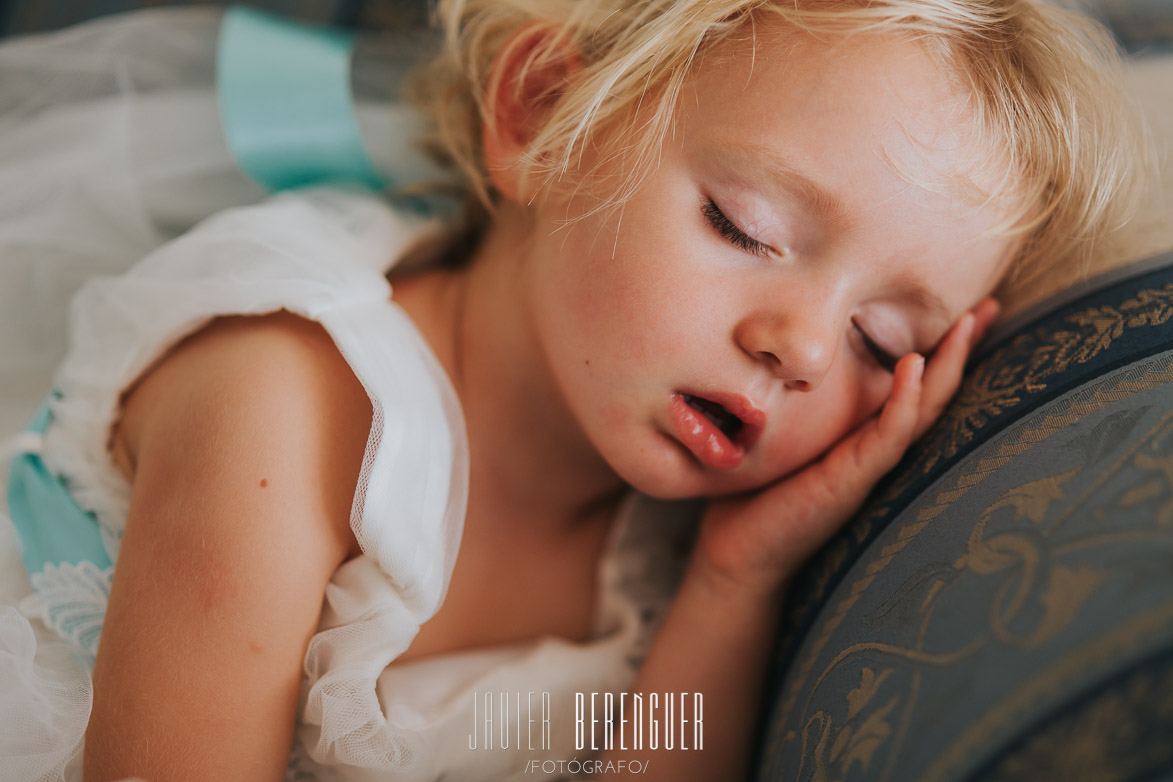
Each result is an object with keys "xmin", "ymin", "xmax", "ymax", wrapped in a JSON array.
[
  {"xmin": 0, "ymin": 188, "xmax": 696, "ymax": 781},
  {"xmin": 0, "ymin": 7, "xmax": 446, "ymax": 436}
]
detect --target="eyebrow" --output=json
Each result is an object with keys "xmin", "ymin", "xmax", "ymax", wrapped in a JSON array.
[{"xmin": 707, "ymin": 140, "xmax": 855, "ymax": 234}]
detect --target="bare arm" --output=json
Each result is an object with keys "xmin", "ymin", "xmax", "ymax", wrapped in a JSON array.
[
  {"xmin": 593, "ymin": 301, "xmax": 998, "ymax": 780},
  {"xmin": 588, "ymin": 560, "xmax": 785, "ymax": 781},
  {"xmin": 84, "ymin": 313, "xmax": 370, "ymax": 782}
]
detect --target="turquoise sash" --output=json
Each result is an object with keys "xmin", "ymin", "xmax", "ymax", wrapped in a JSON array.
[
  {"xmin": 7, "ymin": 400, "xmax": 112, "ymax": 577},
  {"xmin": 6, "ymin": 398, "xmax": 113, "ymax": 660},
  {"xmin": 217, "ymin": 6, "xmax": 386, "ymax": 192}
]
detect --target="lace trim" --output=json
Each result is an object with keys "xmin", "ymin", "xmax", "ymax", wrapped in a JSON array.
[{"xmin": 27, "ymin": 560, "xmax": 112, "ymax": 663}]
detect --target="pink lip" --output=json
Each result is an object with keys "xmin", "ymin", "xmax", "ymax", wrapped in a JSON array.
[{"xmin": 667, "ymin": 391, "xmax": 766, "ymax": 471}]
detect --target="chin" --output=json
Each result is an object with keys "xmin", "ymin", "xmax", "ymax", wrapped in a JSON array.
[{"xmin": 603, "ymin": 435, "xmax": 744, "ymax": 501}]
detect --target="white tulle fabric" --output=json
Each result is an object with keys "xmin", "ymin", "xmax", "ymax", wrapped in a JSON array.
[
  {"xmin": 0, "ymin": 7, "xmax": 445, "ymax": 436},
  {"xmin": 0, "ymin": 188, "xmax": 695, "ymax": 782}
]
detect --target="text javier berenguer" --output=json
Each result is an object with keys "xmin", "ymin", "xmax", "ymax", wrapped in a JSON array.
[{"xmin": 469, "ymin": 691, "xmax": 703, "ymax": 752}]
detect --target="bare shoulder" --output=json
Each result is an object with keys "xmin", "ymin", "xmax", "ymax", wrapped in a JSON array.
[
  {"xmin": 85, "ymin": 311, "xmax": 371, "ymax": 779},
  {"xmin": 112, "ymin": 310, "xmax": 371, "ymax": 558}
]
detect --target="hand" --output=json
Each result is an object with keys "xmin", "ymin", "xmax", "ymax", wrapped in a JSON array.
[{"xmin": 692, "ymin": 298, "xmax": 1000, "ymax": 600}]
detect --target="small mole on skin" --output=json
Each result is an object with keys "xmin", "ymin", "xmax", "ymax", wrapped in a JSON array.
[
  {"xmin": 259, "ymin": 478, "xmax": 268, "ymax": 488},
  {"xmin": 585, "ymin": 360, "xmax": 590, "ymax": 366}
]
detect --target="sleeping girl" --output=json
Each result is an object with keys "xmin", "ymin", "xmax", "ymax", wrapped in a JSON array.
[{"xmin": 0, "ymin": 0, "xmax": 1142, "ymax": 780}]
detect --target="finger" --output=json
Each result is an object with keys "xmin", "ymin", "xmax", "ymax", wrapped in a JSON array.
[
  {"xmin": 877, "ymin": 352, "xmax": 925, "ymax": 446},
  {"xmin": 969, "ymin": 297, "xmax": 1001, "ymax": 349},
  {"xmin": 727, "ymin": 353, "xmax": 925, "ymax": 568},
  {"xmin": 801, "ymin": 354, "xmax": 923, "ymax": 522},
  {"xmin": 757, "ymin": 353, "xmax": 923, "ymax": 555},
  {"xmin": 793, "ymin": 354, "xmax": 923, "ymax": 506},
  {"xmin": 912, "ymin": 296, "xmax": 1001, "ymax": 439},
  {"xmin": 840, "ymin": 351, "xmax": 924, "ymax": 489},
  {"xmin": 914, "ymin": 312, "xmax": 974, "ymax": 438}
]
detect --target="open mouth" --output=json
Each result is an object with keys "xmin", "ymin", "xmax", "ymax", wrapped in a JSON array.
[
  {"xmin": 681, "ymin": 393, "xmax": 744, "ymax": 442},
  {"xmin": 668, "ymin": 390, "xmax": 764, "ymax": 471}
]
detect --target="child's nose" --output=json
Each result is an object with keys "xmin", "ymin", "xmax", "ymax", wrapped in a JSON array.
[{"xmin": 734, "ymin": 311, "xmax": 836, "ymax": 391}]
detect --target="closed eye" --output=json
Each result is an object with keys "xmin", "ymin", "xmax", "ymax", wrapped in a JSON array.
[
  {"xmin": 701, "ymin": 197, "xmax": 771, "ymax": 258},
  {"xmin": 852, "ymin": 319, "xmax": 899, "ymax": 373}
]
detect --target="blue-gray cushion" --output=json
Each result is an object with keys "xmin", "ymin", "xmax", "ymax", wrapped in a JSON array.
[
  {"xmin": 755, "ymin": 250, "xmax": 1173, "ymax": 781},
  {"xmin": 0, "ymin": 0, "xmax": 432, "ymax": 37},
  {"xmin": 1080, "ymin": 0, "xmax": 1173, "ymax": 53}
]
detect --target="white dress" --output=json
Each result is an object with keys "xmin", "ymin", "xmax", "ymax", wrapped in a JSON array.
[{"xmin": 0, "ymin": 187, "xmax": 697, "ymax": 782}]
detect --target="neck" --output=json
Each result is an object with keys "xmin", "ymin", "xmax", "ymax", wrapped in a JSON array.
[{"xmin": 391, "ymin": 205, "xmax": 627, "ymax": 528}]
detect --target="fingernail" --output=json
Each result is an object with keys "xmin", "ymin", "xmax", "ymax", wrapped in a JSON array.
[{"xmin": 958, "ymin": 313, "xmax": 976, "ymax": 345}]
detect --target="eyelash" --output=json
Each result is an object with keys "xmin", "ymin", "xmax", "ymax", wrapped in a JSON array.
[
  {"xmin": 852, "ymin": 319, "xmax": 899, "ymax": 373},
  {"xmin": 703, "ymin": 196, "xmax": 898, "ymax": 374},
  {"xmin": 701, "ymin": 198, "xmax": 772, "ymax": 258}
]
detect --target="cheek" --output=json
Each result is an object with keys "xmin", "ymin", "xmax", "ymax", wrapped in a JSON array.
[
  {"xmin": 549, "ymin": 249, "xmax": 614, "ymax": 320},
  {"xmin": 831, "ymin": 351, "xmax": 896, "ymax": 431},
  {"xmin": 535, "ymin": 259, "xmax": 670, "ymax": 391},
  {"xmin": 572, "ymin": 250, "xmax": 707, "ymax": 360},
  {"xmin": 598, "ymin": 402, "xmax": 631, "ymax": 433},
  {"xmin": 855, "ymin": 373, "xmax": 895, "ymax": 427},
  {"xmin": 570, "ymin": 278, "xmax": 672, "ymax": 366},
  {"xmin": 758, "ymin": 367, "xmax": 893, "ymax": 480}
]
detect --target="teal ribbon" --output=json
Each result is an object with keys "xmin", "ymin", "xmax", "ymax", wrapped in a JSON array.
[
  {"xmin": 7, "ymin": 400, "xmax": 112, "ymax": 576},
  {"xmin": 216, "ymin": 5, "xmax": 386, "ymax": 192}
]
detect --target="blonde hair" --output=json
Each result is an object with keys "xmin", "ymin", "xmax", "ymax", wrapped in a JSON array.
[{"xmin": 405, "ymin": 0, "xmax": 1148, "ymax": 295}]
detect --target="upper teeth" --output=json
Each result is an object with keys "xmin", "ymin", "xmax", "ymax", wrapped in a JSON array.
[{"xmin": 683, "ymin": 394, "xmax": 743, "ymax": 440}]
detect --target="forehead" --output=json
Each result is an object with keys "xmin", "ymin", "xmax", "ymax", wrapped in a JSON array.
[
  {"xmin": 676, "ymin": 23, "xmax": 1020, "ymax": 318},
  {"xmin": 689, "ymin": 23, "xmax": 989, "ymax": 195}
]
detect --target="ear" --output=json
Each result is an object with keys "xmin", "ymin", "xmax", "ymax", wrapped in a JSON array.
[{"xmin": 483, "ymin": 24, "xmax": 583, "ymax": 203}]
